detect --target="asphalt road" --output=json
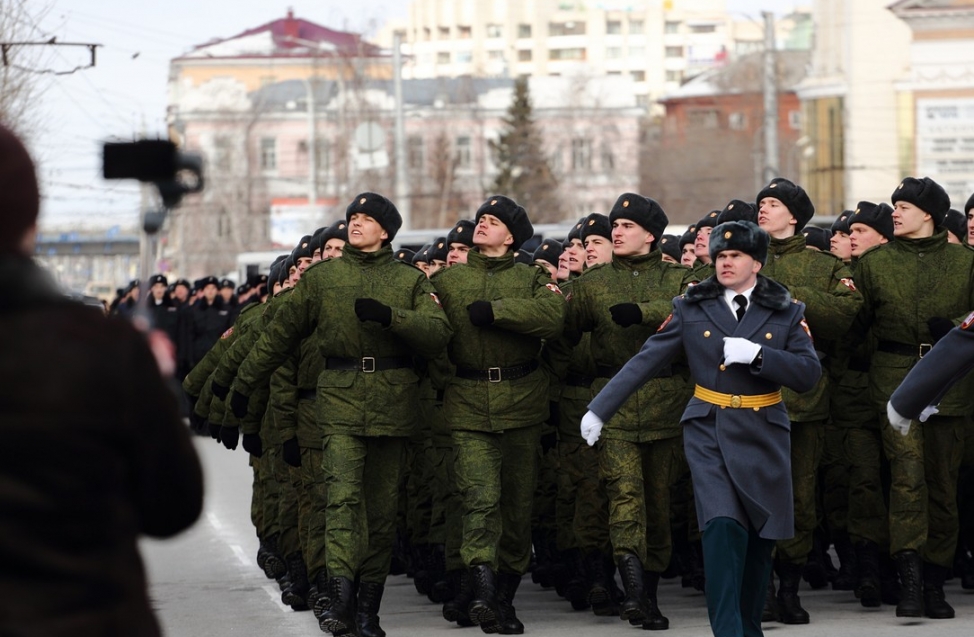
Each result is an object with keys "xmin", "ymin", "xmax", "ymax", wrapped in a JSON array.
[{"xmin": 142, "ymin": 436, "xmax": 974, "ymax": 636}]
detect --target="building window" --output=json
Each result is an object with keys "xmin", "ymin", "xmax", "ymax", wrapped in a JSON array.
[
  {"xmin": 423, "ymin": 27, "xmax": 431, "ymax": 41},
  {"xmin": 629, "ymin": 46, "xmax": 645, "ymax": 58},
  {"xmin": 665, "ymin": 46, "xmax": 683, "ymax": 58},
  {"xmin": 606, "ymin": 46, "xmax": 622, "ymax": 59},
  {"xmin": 455, "ymin": 135, "xmax": 472, "ymax": 169},
  {"xmin": 456, "ymin": 50, "xmax": 473, "ymax": 63},
  {"xmin": 728, "ymin": 112, "xmax": 747, "ymax": 130},
  {"xmin": 518, "ymin": 49, "xmax": 532, "ymax": 62},
  {"xmin": 407, "ymin": 135, "xmax": 424, "ymax": 170},
  {"xmin": 665, "ymin": 69, "xmax": 683, "ymax": 83},
  {"xmin": 549, "ymin": 21, "xmax": 586, "ymax": 36},
  {"xmin": 789, "ymin": 110, "xmax": 802, "ymax": 129},
  {"xmin": 488, "ymin": 50, "xmax": 504, "ymax": 60},
  {"xmin": 664, "ymin": 21, "xmax": 680, "ymax": 34},
  {"xmin": 636, "ymin": 94, "xmax": 649, "ymax": 108},
  {"xmin": 687, "ymin": 109, "xmax": 719, "ymax": 129},
  {"xmin": 630, "ymin": 19, "xmax": 644, "ymax": 34},
  {"xmin": 212, "ymin": 136, "xmax": 232, "ymax": 171},
  {"xmin": 217, "ymin": 209, "xmax": 229, "ymax": 238},
  {"xmin": 690, "ymin": 24, "xmax": 717, "ymax": 34},
  {"xmin": 518, "ymin": 23, "xmax": 532, "ymax": 38},
  {"xmin": 459, "ymin": 25, "xmax": 472, "ymax": 39},
  {"xmin": 631, "ymin": 70, "xmax": 646, "ymax": 82},
  {"xmin": 486, "ymin": 24, "xmax": 503, "ymax": 38},
  {"xmin": 601, "ymin": 143, "xmax": 615, "ymax": 171},
  {"xmin": 260, "ymin": 137, "xmax": 276, "ymax": 171},
  {"xmin": 550, "ymin": 47, "xmax": 586, "ymax": 61},
  {"xmin": 606, "ymin": 20, "xmax": 622, "ymax": 35},
  {"xmin": 317, "ymin": 140, "xmax": 331, "ymax": 175},
  {"xmin": 438, "ymin": 26, "xmax": 450, "ymax": 38},
  {"xmin": 437, "ymin": 51, "xmax": 450, "ymax": 64},
  {"xmin": 571, "ymin": 137, "xmax": 592, "ymax": 171}
]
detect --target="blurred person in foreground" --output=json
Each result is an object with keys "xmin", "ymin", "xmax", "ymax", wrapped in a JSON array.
[{"xmin": 0, "ymin": 123, "xmax": 204, "ymax": 636}]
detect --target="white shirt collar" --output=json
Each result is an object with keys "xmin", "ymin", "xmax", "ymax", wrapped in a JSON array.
[{"xmin": 723, "ymin": 283, "xmax": 756, "ymax": 317}]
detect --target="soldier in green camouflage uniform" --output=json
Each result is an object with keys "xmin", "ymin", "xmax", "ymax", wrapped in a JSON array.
[
  {"xmin": 754, "ymin": 178, "xmax": 861, "ymax": 623},
  {"xmin": 432, "ymin": 195, "xmax": 566, "ymax": 635},
  {"xmin": 853, "ymin": 177, "xmax": 974, "ymax": 619},
  {"xmin": 230, "ymin": 193, "xmax": 452, "ymax": 637},
  {"xmin": 566, "ymin": 194, "xmax": 696, "ymax": 631},
  {"xmin": 692, "ymin": 211, "xmax": 720, "ymax": 280}
]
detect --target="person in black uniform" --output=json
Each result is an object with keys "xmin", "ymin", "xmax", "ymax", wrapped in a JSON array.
[
  {"xmin": 182, "ymin": 275, "xmax": 232, "ymax": 375},
  {"xmin": 146, "ymin": 273, "xmax": 183, "ymax": 348}
]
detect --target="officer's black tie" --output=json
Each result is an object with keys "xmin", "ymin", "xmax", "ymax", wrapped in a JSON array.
[{"xmin": 734, "ymin": 295, "xmax": 747, "ymax": 322}]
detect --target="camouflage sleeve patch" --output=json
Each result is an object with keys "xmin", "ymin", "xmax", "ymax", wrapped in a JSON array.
[{"xmin": 961, "ymin": 310, "xmax": 974, "ymax": 331}]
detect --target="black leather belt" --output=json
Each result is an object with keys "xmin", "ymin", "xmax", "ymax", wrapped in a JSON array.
[
  {"xmin": 456, "ymin": 360, "xmax": 539, "ymax": 382},
  {"xmin": 324, "ymin": 356, "xmax": 413, "ymax": 372},
  {"xmin": 297, "ymin": 389, "xmax": 316, "ymax": 400},
  {"xmin": 877, "ymin": 340, "xmax": 932, "ymax": 359},
  {"xmin": 565, "ymin": 372, "xmax": 595, "ymax": 388},
  {"xmin": 596, "ymin": 364, "xmax": 671, "ymax": 379}
]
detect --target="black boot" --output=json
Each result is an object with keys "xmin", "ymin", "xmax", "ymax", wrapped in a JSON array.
[
  {"xmin": 564, "ymin": 548, "xmax": 590, "ymax": 610},
  {"xmin": 530, "ymin": 530, "xmax": 554, "ymax": 588},
  {"xmin": 879, "ymin": 552, "xmax": 900, "ymax": 606},
  {"xmin": 832, "ymin": 533, "xmax": 858, "ymax": 591},
  {"xmin": 775, "ymin": 560, "xmax": 810, "ymax": 624},
  {"xmin": 261, "ymin": 533, "xmax": 287, "ymax": 580},
  {"xmin": 496, "ymin": 572, "xmax": 525, "ymax": 635},
  {"xmin": 762, "ymin": 572, "xmax": 778, "ymax": 622},
  {"xmin": 641, "ymin": 570, "xmax": 670, "ymax": 631},
  {"xmin": 802, "ymin": 536, "xmax": 830, "ymax": 590},
  {"xmin": 586, "ymin": 550, "xmax": 617, "ymax": 616},
  {"xmin": 922, "ymin": 562, "xmax": 954, "ymax": 619},
  {"xmin": 256, "ymin": 535, "xmax": 270, "ymax": 572},
  {"xmin": 281, "ymin": 551, "xmax": 310, "ymax": 610},
  {"xmin": 892, "ymin": 550, "xmax": 923, "ymax": 618},
  {"xmin": 442, "ymin": 569, "xmax": 474, "ymax": 626},
  {"xmin": 468, "ymin": 564, "xmax": 501, "ymax": 633},
  {"xmin": 617, "ymin": 553, "xmax": 652, "ymax": 624},
  {"xmin": 854, "ymin": 540, "xmax": 881, "ymax": 608},
  {"xmin": 312, "ymin": 570, "xmax": 331, "ymax": 620},
  {"xmin": 426, "ymin": 544, "xmax": 448, "ymax": 603},
  {"xmin": 318, "ymin": 576, "xmax": 356, "ymax": 635},
  {"xmin": 355, "ymin": 581, "xmax": 386, "ymax": 637}
]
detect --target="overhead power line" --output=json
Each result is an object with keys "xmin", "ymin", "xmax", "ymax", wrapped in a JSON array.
[{"xmin": 0, "ymin": 40, "xmax": 102, "ymax": 75}]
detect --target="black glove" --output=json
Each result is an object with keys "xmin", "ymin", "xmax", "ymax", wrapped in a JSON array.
[
  {"xmin": 208, "ymin": 422, "xmax": 222, "ymax": 441},
  {"xmin": 230, "ymin": 390, "xmax": 249, "ymax": 418},
  {"xmin": 189, "ymin": 409, "xmax": 207, "ymax": 434},
  {"xmin": 927, "ymin": 316, "xmax": 955, "ymax": 343},
  {"xmin": 354, "ymin": 298, "xmax": 392, "ymax": 327},
  {"xmin": 242, "ymin": 433, "xmax": 263, "ymax": 458},
  {"xmin": 282, "ymin": 437, "xmax": 302, "ymax": 467},
  {"xmin": 211, "ymin": 380, "xmax": 230, "ymax": 401},
  {"xmin": 467, "ymin": 301, "xmax": 495, "ymax": 327},
  {"xmin": 609, "ymin": 303, "xmax": 642, "ymax": 328},
  {"xmin": 221, "ymin": 426, "xmax": 240, "ymax": 450},
  {"xmin": 540, "ymin": 430, "xmax": 558, "ymax": 454}
]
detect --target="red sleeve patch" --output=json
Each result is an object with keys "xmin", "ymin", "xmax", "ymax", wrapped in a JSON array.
[
  {"xmin": 545, "ymin": 283, "xmax": 563, "ymax": 295},
  {"xmin": 657, "ymin": 313, "xmax": 673, "ymax": 332},
  {"xmin": 840, "ymin": 277, "xmax": 856, "ymax": 292},
  {"xmin": 800, "ymin": 317, "xmax": 813, "ymax": 341},
  {"xmin": 429, "ymin": 292, "xmax": 441, "ymax": 307},
  {"xmin": 220, "ymin": 327, "xmax": 234, "ymax": 340},
  {"xmin": 961, "ymin": 311, "xmax": 974, "ymax": 331}
]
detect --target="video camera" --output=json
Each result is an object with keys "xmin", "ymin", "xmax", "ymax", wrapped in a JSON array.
[{"xmin": 102, "ymin": 140, "xmax": 204, "ymax": 231}]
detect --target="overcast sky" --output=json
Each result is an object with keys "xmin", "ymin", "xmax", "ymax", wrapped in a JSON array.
[{"xmin": 27, "ymin": 0, "xmax": 792, "ymax": 230}]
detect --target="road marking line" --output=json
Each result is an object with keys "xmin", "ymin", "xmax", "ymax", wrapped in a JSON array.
[
  {"xmin": 230, "ymin": 544, "xmax": 251, "ymax": 567},
  {"xmin": 263, "ymin": 584, "xmax": 291, "ymax": 612},
  {"xmin": 207, "ymin": 512, "xmax": 223, "ymax": 530}
]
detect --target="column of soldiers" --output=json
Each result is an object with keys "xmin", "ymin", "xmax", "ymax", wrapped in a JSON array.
[{"xmin": 178, "ymin": 176, "xmax": 974, "ymax": 637}]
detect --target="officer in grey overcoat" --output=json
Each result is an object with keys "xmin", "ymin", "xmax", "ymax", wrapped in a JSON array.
[{"xmin": 581, "ymin": 220, "xmax": 821, "ymax": 637}]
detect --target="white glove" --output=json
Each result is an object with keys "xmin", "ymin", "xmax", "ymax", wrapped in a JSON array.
[
  {"xmin": 580, "ymin": 410, "xmax": 604, "ymax": 447},
  {"xmin": 886, "ymin": 401, "xmax": 911, "ymax": 437},
  {"xmin": 722, "ymin": 337, "xmax": 762, "ymax": 365},
  {"xmin": 919, "ymin": 405, "xmax": 939, "ymax": 423}
]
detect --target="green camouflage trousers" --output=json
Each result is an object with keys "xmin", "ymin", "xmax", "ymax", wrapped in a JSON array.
[
  {"xmin": 558, "ymin": 440, "xmax": 610, "ymax": 554},
  {"xmin": 820, "ymin": 424, "xmax": 849, "ymax": 535},
  {"xmin": 404, "ymin": 435, "xmax": 434, "ymax": 547},
  {"xmin": 846, "ymin": 426, "xmax": 889, "ymax": 547},
  {"xmin": 532, "ymin": 443, "xmax": 559, "ymax": 540},
  {"xmin": 601, "ymin": 435, "xmax": 680, "ymax": 571},
  {"xmin": 250, "ymin": 455, "xmax": 264, "ymax": 537},
  {"xmin": 269, "ymin": 445, "xmax": 301, "ymax": 558},
  {"xmin": 453, "ymin": 425, "xmax": 541, "ymax": 574},
  {"xmin": 323, "ymin": 433, "xmax": 406, "ymax": 583},
  {"xmin": 300, "ymin": 445, "xmax": 328, "ymax": 582},
  {"xmin": 258, "ymin": 447, "xmax": 282, "ymax": 541},
  {"xmin": 776, "ymin": 419, "xmax": 826, "ymax": 564}
]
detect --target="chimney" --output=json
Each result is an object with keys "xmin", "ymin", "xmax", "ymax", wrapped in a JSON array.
[{"xmin": 284, "ymin": 8, "xmax": 299, "ymax": 39}]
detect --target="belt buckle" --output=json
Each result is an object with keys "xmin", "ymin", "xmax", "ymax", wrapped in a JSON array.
[
  {"xmin": 730, "ymin": 395, "xmax": 742, "ymax": 409},
  {"xmin": 488, "ymin": 367, "xmax": 502, "ymax": 383},
  {"xmin": 362, "ymin": 357, "xmax": 376, "ymax": 373},
  {"xmin": 919, "ymin": 343, "xmax": 932, "ymax": 358}
]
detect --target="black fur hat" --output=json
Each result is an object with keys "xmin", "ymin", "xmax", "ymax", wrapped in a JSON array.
[
  {"xmin": 148, "ymin": 274, "xmax": 168, "ymax": 287},
  {"xmin": 566, "ymin": 216, "xmax": 586, "ymax": 243},
  {"xmin": 291, "ymin": 235, "xmax": 313, "ymax": 261},
  {"xmin": 394, "ymin": 247, "xmax": 415, "ymax": 263},
  {"xmin": 756, "ymin": 178, "xmax": 815, "ymax": 231},
  {"xmin": 709, "ymin": 220, "xmax": 770, "ymax": 266},
  {"xmin": 268, "ymin": 255, "xmax": 288, "ymax": 287},
  {"xmin": 412, "ymin": 243, "xmax": 431, "ymax": 265},
  {"xmin": 199, "ymin": 275, "xmax": 219, "ymax": 290},
  {"xmin": 850, "ymin": 201, "xmax": 894, "ymax": 241},
  {"xmin": 309, "ymin": 226, "xmax": 328, "ymax": 254},
  {"xmin": 944, "ymin": 208, "xmax": 966, "ymax": 242},
  {"xmin": 716, "ymin": 200, "xmax": 757, "ymax": 225},
  {"xmin": 533, "ymin": 239, "xmax": 563, "ymax": 268},
  {"xmin": 831, "ymin": 211, "xmax": 853, "ymax": 235},
  {"xmin": 580, "ymin": 213, "xmax": 611, "ymax": 242},
  {"xmin": 801, "ymin": 226, "xmax": 832, "ymax": 251},
  {"xmin": 346, "ymin": 192, "xmax": 402, "ymax": 245},
  {"xmin": 475, "ymin": 195, "xmax": 534, "ymax": 251},
  {"xmin": 322, "ymin": 219, "xmax": 348, "ymax": 244},
  {"xmin": 696, "ymin": 209, "xmax": 722, "ymax": 229},
  {"xmin": 447, "ymin": 219, "xmax": 476, "ymax": 247},
  {"xmin": 608, "ymin": 193, "xmax": 668, "ymax": 239},
  {"xmin": 429, "ymin": 236, "xmax": 449, "ymax": 262},
  {"xmin": 657, "ymin": 234, "xmax": 681, "ymax": 261},
  {"xmin": 966, "ymin": 191, "xmax": 974, "ymax": 214},
  {"xmin": 219, "ymin": 277, "xmax": 235, "ymax": 290},
  {"xmin": 891, "ymin": 177, "xmax": 950, "ymax": 227},
  {"xmin": 513, "ymin": 249, "xmax": 534, "ymax": 265},
  {"xmin": 679, "ymin": 229, "xmax": 696, "ymax": 251}
]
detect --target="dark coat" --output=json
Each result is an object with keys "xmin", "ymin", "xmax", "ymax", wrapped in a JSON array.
[
  {"xmin": 183, "ymin": 296, "xmax": 232, "ymax": 369},
  {"xmin": 0, "ymin": 256, "xmax": 203, "ymax": 637},
  {"xmin": 147, "ymin": 293, "xmax": 182, "ymax": 346},
  {"xmin": 588, "ymin": 274, "xmax": 821, "ymax": 539}
]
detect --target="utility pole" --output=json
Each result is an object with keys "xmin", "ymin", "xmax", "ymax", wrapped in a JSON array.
[
  {"xmin": 393, "ymin": 31, "xmax": 410, "ymax": 230},
  {"xmin": 762, "ymin": 11, "xmax": 778, "ymax": 184}
]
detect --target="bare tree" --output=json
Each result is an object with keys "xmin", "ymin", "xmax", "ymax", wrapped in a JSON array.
[{"xmin": 0, "ymin": 0, "xmax": 53, "ymax": 141}]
